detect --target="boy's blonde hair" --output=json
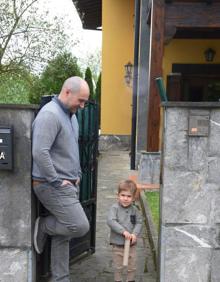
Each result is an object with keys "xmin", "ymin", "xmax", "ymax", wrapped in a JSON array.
[{"xmin": 118, "ymin": 180, "xmax": 137, "ymax": 196}]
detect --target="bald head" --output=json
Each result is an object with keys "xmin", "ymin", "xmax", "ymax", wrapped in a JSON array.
[
  {"xmin": 59, "ymin": 76, "xmax": 90, "ymax": 113},
  {"xmin": 61, "ymin": 77, "xmax": 88, "ymax": 95}
]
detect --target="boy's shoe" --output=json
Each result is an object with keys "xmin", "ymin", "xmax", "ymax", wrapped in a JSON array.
[{"xmin": 34, "ymin": 217, "xmax": 48, "ymax": 254}]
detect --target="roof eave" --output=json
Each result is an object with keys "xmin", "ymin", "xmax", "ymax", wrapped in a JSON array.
[{"xmin": 73, "ymin": 0, "xmax": 102, "ymax": 30}]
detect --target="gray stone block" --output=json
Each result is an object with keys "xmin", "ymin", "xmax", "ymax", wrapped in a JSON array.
[
  {"xmin": 0, "ymin": 109, "xmax": 34, "ymax": 247},
  {"xmin": 0, "ymin": 105, "xmax": 37, "ymax": 282},
  {"xmin": 211, "ymin": 249, "xmax": 220, "ymax": 282},
  {"xmin": 162, "ymin": 172, "xmax": 214, "ymax": 224},
  {"xmin": 214, "ymin": 197, "xmax": 220, "ymax": 223},
  {"xmin": 207, "ymin": 157, "xmax": 220, "ymax": 184},
  {"xmin": 163, "ymin": 225, "xmax": 215, "ymax": 248},
  {"xmin": 188, "ymin": 137, "xmax": 208, "ymax": 172},
  {"xmin": 138, "ymin": 152, "xmax": 161, "ymax": 184},
  {"xmin": 98, "ymin": 135, "xmax": 130, "ymax": 151},
  {"xmin": 163, "ymin": 248, "xmax": 212, "ymax": 282},
  {"xmin": 0, "ymin": 248, "xmax": 31, "ymax": 282},
  {"xmin": 209, "ymin": 110, "xmax": 220, "ymax": 157},
  {"xmin": 164, "ymin": 109, "xmax": 188, "ymax": 170}
]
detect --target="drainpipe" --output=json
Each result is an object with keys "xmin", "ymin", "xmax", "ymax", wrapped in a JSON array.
[{"xmin": 130, "ymin": 0, "xmax": 140, "ymax": 169}]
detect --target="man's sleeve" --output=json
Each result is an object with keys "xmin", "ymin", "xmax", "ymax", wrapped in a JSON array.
[
  {"xmin": 72, "ymin": 115, "xmax": 82, "ymax": 179},
  {"xmin": 32, "ymin": 111, "xmax": 62, "ymax": 187}
]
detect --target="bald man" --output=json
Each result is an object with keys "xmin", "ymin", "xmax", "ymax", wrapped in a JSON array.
[{"xmin": 32, "ymin": 77, "xmax": 90, "ymax": 282}]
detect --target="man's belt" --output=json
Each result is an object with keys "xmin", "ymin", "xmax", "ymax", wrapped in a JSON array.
[
  {"xmin": 32, "ymin": 179, "xmax": 77, "ymax": 186},
  {"xmin": 69, "ymin": 179, "xmax": 77, "ymax": 185},
  {"xmin": 32, "ymin": 180, "xmax": 46, "ymax": 186}
]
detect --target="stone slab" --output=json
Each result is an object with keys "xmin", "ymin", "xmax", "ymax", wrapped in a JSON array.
[
  {"xmin": 138, "ymin": 152, "xmax": 161, "ymax": 184},
  {"xmin": 0, "ymin": 248, "xmax": 31, "ymax": 282},
  {"xmin": 211, "ymin": 249, "xmax": 220, "ymax": 282},
  {"xmin": 0, "ymin": 109, "xmax": 34, "ymax": 247},
  {"xmin": 163, "ymin": 225, "xmax": 218, "ymax": 248},
  {"xmin": 162, "ymin": 248, "xmax": 212, "ymax": 282}
]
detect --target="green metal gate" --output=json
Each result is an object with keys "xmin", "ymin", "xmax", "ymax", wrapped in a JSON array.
[
  {"xmin": 69, "ymin": 101, "xmax": 99, "ymax": 258},
  {"xmin": 36, "ymin": 97, "xmax": 99, "ymax": 281}
]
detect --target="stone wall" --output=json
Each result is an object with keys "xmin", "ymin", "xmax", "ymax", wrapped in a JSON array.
[
  {"xmin": 98, "ymin": 135, "xmax": 130, "ymax": 151},
  {"xmin": 160, "ymin": 102, "xmax": 220, "ymax": 282},
  {"xmin": 0, "ymin": 105, "xmax": 37, "ymax": 282},
  {"xmin": 138, "ymin": 151, "xmax": 161, "ymax": 184}
]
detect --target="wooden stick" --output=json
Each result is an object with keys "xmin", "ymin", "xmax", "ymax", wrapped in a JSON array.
[{"xmin": 123, "ymin": 239, "xmax": 130, "ymax": 266}]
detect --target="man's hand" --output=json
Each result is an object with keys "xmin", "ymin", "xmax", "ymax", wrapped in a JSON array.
[
  {"xmin": 61, "ymin": 179, "xmax": 73, "ymax": 186},
  {"xmin": 75, "ymin": 177, "xmax": 81, "ymax": 186},
  {"xmin": 61, "ymin": 178, "xmax": 80, "ymax": 187}
]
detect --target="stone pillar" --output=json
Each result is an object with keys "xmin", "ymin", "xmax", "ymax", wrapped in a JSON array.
[
  {"xmin": 138, "ymin": 151, "xmax": 161, "ymax": 184},
  {"xmin": 160, "ymin": 102, "xmax": 220, "ymax": 282},
  {"xmin": 0, "ymin": 104, "xmax": 38, "ymax": 282},
  {"xmin": 136, "ymin": 0, "xmax": 150, "ymax": 164}
]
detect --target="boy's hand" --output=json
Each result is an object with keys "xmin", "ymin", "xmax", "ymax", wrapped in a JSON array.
[
  {"xmin": 130, "ymin": 234, "xmax": 137, "ymax": 244},
  {"xmin": 123, "ymin": 231, "xmax": 131, "ymax": 240}
]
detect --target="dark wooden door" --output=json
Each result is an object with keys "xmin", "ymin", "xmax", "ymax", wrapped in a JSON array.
[{"xmin": 167, "ymin": 64, "xmax": 220, "ymax": 102}]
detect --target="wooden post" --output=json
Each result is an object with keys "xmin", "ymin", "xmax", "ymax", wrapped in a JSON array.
[
  {"xmin": 123, "ymin": 239, "xmax": 130, "ymax": 267},
  {"xmin": 147, "ymin": 0, "xmax": 165, "ymax": 152}
]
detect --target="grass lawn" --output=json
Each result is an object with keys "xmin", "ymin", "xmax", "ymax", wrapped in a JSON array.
[{"xmin": 145, "ymin": 191, "xmax": 160, "ymax": 230}]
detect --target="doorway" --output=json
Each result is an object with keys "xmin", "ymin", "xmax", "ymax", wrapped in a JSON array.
[{"xmin": 167, "ymin": 64, "xmax": 220, "ymax": 102}]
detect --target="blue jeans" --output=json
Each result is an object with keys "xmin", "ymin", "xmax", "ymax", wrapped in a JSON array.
[{"xmin": 34, "ymin": 182, "xmax": 90, "ymax": 282}]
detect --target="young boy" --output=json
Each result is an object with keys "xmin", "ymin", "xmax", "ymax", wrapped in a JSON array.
[{"xmin": 107, "ymin": 180, "xmax": 142, "ymax": 282}]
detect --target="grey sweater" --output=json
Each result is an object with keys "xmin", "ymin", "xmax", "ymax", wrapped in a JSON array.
[
  {"xmin": 32, "ymin": 96, "xmax": 81, "ymax": 187},
  {"xmin": 107, "ymin": 202, "xmax": 142, "ymax": 246}
]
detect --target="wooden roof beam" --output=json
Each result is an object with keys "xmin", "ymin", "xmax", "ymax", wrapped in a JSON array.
[{"xmin": 165, "ymin": 2, "xmax": 220, "ymax": 42}]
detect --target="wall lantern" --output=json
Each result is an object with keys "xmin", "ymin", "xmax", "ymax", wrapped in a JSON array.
[
  {"xmin": 204, "ymin": 48, "xmax": 216, "ymax": 62},
  {"xmin": 124, "ymin": 62, "xmax": 133, "ymax": 87}
]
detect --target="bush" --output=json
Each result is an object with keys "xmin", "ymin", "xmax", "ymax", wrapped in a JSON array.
[
  {"xmin": 29, "ymin": 52, "xmax": 82, "ymax": 104},
  {"xmin": 95, "ymin": 72, "xmax": 101, "ymax": 106},
  {"xmin": 85, "ymin": 67, "xmax": 95, "ymax": 100},
  {"xmin": 0, "ymin": 72, "xmax": 33, "ymax": 104}
]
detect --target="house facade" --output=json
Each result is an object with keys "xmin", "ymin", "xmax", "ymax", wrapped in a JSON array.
[{"xmin": 74, "ymin": 0, "xmax": 220, "ymax": 163}]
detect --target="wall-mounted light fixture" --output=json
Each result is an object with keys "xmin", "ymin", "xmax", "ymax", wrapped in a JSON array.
[
  {"xmin": 124, "ymin": 62, "xmax": 133, "ymax": 87},
  {"xmin": 204, "ymin": 48, "xmax": 216, "ymax": 62}
]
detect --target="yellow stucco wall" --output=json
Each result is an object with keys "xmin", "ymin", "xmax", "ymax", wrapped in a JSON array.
[
  {"xmin": 101, "ymin": 0, "xmax": 134, "ymax": 135},
  {"xmin": 163, "ymin": 39, "xmax": 220, "ymax": 83}
]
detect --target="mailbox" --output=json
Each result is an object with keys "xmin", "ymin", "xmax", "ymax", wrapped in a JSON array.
[
  {"xmin": 0, "ymin": 126, "xmax": 13, "ymax": 170},
  {"xmin": 188, "ymin": 115, "xmax": 210, "ymax": 137}
]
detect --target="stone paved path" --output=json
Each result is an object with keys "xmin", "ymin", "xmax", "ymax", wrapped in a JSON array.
[{"xmin": 69, "ymin": 150, "xmax": 157, "ymax": 282}]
